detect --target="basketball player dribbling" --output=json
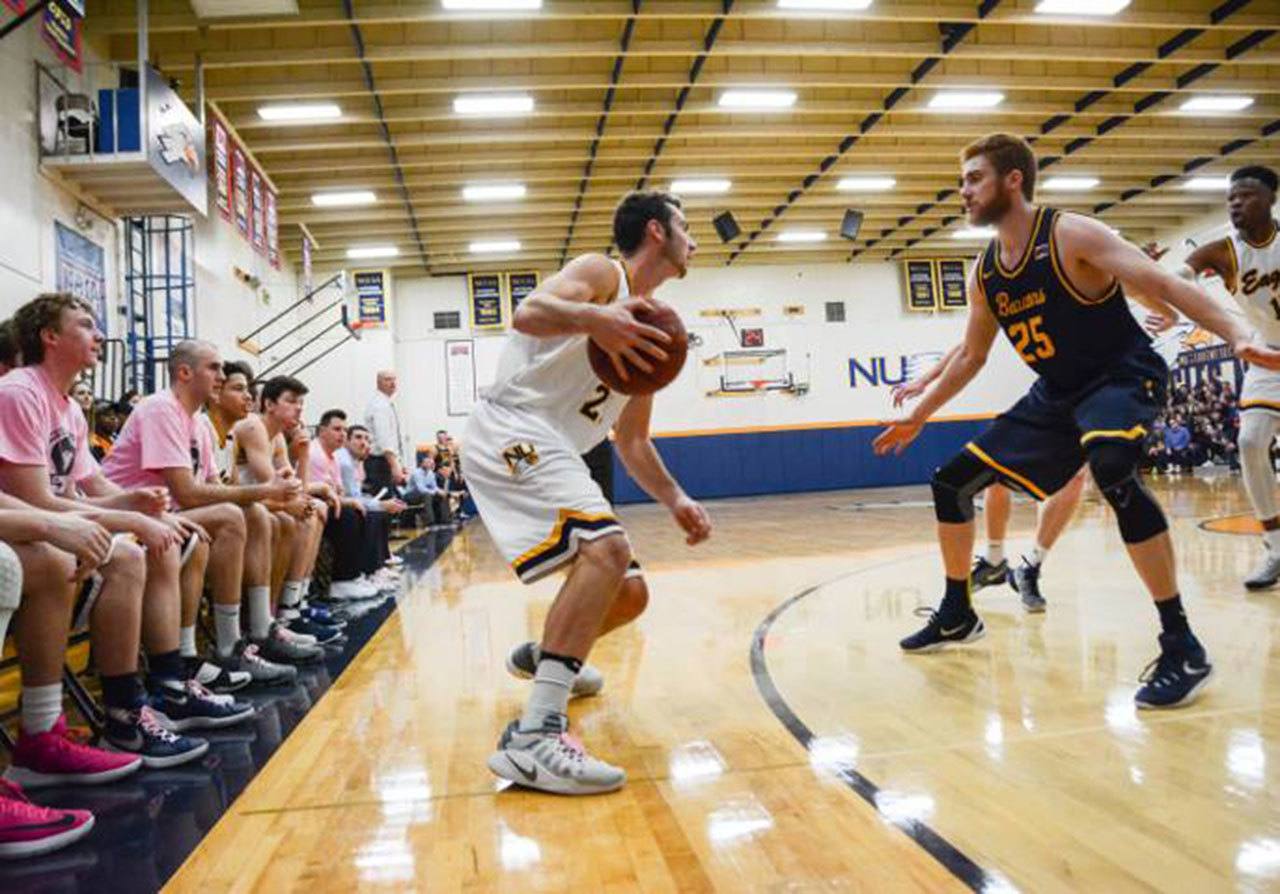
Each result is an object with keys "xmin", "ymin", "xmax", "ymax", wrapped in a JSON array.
[
  {"xmin": 875, "ymin": 133, "xmax": 1280, "ymax": 709},
  {"xmin": 463, "ymin": 191, "xmax": 712, "ymax": 795},
  {"xmin": 1159, "ymin": 166, "xmax": 1280, "ymax": 589}
]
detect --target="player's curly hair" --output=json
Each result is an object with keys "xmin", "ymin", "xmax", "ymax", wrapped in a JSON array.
[{"xmin": 13, "ymin": 292, "xmax": 95, "ymax": 366}]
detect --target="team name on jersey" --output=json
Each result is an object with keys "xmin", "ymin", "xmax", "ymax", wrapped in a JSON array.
[
  {"xmin": 1241, "ymin": 268, "xmax": 1280, "ymax": 297},
  {"xmin": 994, "ymin": 287, "xmax": 1047, "ymax": 318}
]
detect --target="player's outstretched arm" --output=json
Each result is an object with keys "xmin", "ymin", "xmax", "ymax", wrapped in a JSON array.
[
  {"xmin": 613, "ymin": 395, "xmax": 710, "ymax": 545},
  {"xmin": 1065, "ymin": 216, "xmax": 1280, "ymax": 369},
  {"xmin": 875, "ymin": 267, "xmax": 998, "ymax": 456},
  {"xmin": 891, "ymin": 343, "xmax": 961, "ymax": 408}
]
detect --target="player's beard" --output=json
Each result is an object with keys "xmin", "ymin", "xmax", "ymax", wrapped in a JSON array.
[
  {"xmin": 972, "ymin": 184, "xmax": 1014, "ymax": 227},
  {"xmin": 664, "ymin": 238, "xmax": 688, "ymax": 279}
]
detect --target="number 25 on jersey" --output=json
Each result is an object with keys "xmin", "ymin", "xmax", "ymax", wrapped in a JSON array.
[{"xmin": 1008, "ymin": 315, "xmax": 1056, "ymax": 363}]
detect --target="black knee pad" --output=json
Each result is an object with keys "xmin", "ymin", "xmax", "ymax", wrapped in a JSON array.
[
  {"xmin": 931, "ymin": 449, "xmax": 998, "ymax": 524},
  {"xmin": 1087, "ymin": 440, "xmax": 1168, "ymax": 543}
]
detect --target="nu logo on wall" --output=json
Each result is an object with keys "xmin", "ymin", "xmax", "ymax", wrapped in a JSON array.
[{"xmin": 848, "ymin": 351, "xmax": 943, "ymax": 388}]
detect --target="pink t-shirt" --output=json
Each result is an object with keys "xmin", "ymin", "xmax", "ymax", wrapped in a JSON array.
[
  {"xmin": 0, "ymin": 366, "xmax": 97, "ymax": 496},
  {"xmin": 308, "ymin": 440, "xmax": 342, "ymax": 492},
  {"xmin": 102, "ymin": 390, "xmax": 216, "ymax": 491}
]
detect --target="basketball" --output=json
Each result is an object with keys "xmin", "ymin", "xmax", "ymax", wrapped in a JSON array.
[{"xmin": 588, "ymin": 301, "xmax": 688, "ymax": 395}]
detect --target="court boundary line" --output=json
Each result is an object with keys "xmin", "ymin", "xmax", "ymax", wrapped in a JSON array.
[{"xmin": 749, "ymin": 561, "xmax": 994, "ymax": 892}]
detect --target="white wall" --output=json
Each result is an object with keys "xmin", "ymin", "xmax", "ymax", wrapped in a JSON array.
[
  {"xmin": 388, "ymin": 261, "xmax": 1038, "ymax": 452},
  {"xmin": 0, "ymin": 27, "xmax": 120, "ymax": 329}
]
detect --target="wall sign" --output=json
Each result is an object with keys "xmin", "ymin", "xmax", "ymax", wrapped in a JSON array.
[
  {"xmin": 42, "ymin": 0, "xmax": 82, "ymax": 73},
  {"xmin": 353, "ymin": 269, "xmax": 389, "ymax": 325},
  {"xmin": 55, "ymin": 222, "xmax": 106, "ymax": 330},
  {"xmin": 506, "ymin": 270, "xmax": 539, "ymax": 316},
  {"xmin": 445, "ymin": 339, "xmax": 477, "ymax": 416},
  {"xmin": 468, "ymin": 272, "xmax": 504, "ymax": 329},
  {"xmin": 903, "ymin": 260, "xmax": 937, "ymax": 311},
  {"xmin": 145, "ymin": 65, "xmax": 206, "ymax": 215},
  {"xmin": 936, "ymin": 258, "xmax": 968, "ymax": 309}
]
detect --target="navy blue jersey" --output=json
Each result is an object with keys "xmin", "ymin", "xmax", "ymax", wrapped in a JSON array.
[{"xmin": 979, "ymin": 207, "xmax": 1150, "ymax": 394}]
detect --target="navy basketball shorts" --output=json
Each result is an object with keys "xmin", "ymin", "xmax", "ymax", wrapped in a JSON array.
[{"xmin": 965, "ymin": 349, "xmax": 1168, "ymax": 500}]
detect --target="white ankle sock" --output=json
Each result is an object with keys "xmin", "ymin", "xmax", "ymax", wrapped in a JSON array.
[
  {"xmin": 1028, "ymin": 544, "xmax": 1048, "ymax": 567},
  {"xmin": 1264, "ymin": 529, "xmax": 1280, "ymax": 552},
  {"xmin": 246, "ymin": 586, "xmax": 273, "ymax": 640},
  {"xmin": 520, "ymin": 658, "xmax": 575, "ymax": 731},
  {"xmin": 21, "ymin": 683, "xmax": 63, "ymax": 735},
  {"xmin": 986, "ymin": 542, "xmax": 1005, "ymax": 564},
  {"xmin": 179, "ymin": 625, "xmax": 197, "ymax": 658},
  {"xmin": 280, "ymin": 580, "xmax": 303, "ymax": 609},
  {"xmin": 214, "ymin": 603, "xmax": 241, "ymax": 657}
]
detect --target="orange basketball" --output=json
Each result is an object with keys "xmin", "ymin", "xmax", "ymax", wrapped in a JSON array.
[{"xmin": 587, "ymin": 301, "xmax": 688, "ymax": 396}]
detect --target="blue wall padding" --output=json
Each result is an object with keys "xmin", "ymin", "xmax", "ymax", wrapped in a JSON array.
[{"xmin": 612, "ymin": 418, "xmax": 991, "ymax": 503}]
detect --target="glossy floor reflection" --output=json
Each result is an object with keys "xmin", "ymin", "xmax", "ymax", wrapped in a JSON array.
[
  {"xmin": 0, "ymin": 527, "xmax": 457, "ymax": 894},
  {"xmin": 160, "ymin": 475, "xmax": 1276, "ymax": 892}
]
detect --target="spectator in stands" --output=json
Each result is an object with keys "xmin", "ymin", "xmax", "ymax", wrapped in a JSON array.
[
  {"xmin": 89, "ymin": 398, "xmax": 119, "ymax": 461},
  {"xmin": 203, "ymin": 360, "xmax": 254, "ymax": 482},
  {"xmin": 434, "ymin": 429, "xmax": 454, "ymax": 466},
  {"xmin": 338, "ymin": 424, "xmax": 407, "ymax": 580},
  {"xmin": 232, "ymin": 376, "xmax": 339, "ymax": 649},
  {"xmin": 363, "ymin": 370, "xmax": 406, "ymax": 494},
  {"xmin": 405, "ymin": 453, "xmax": 449, "ymax": 527},
  {"xmin": 0, "ymin": 318, "xmax": 19, "ymax": 375},
  {"xmin": 1163, "ymin": 414, "xmax": 1195, "ymax": 473},
  {"xmin": 70, "ymin": 379, "xmax": 93, "ymax": 415},
  {"xmin": 103, "ymin": 340, "xmax": 308, "ymax": 683},
  {"xmin": 436, "ymin": 459, "xmax": 470, "ymax": 522},
  {"xmin": 0, "ymin": 293, "xmax": 211, "ymax": 767}
]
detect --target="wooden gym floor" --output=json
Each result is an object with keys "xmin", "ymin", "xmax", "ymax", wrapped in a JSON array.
[{"xmin": 167, "ymin": 474, "xmax": 1279, "ymax": 893}]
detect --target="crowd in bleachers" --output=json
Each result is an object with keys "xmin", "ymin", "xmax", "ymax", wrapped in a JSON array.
[
  {"xmin": 0, "ymin": 292, "xmax": 467, "ymax": 858},
  {"xmin": 1143, "ymin": 374, "xmax": 1242, "ymax": 474}
]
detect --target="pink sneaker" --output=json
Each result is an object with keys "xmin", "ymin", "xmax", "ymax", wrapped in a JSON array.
[
  {"xmin": 3, "ymin": 715, "xmax": 142, "ymax": 789},
  {"xmin": 0, "ymin": 779, "xmax": 94, "ymax": 859}
]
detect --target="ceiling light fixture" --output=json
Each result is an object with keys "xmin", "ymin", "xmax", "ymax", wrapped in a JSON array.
[
  {"xmin": 1179, "ymin": 96, "xmax": 1254, "ymax": 113},
  {"xmin": 441, "ymin": 0, "xmax": 542, "ymax": 9},
  {"xmin": 347, "ymin": 246, "xmax": 400, "ymax": 259},
  {"xmin": 312, "ymin": 190, "xmax": 377, "ymax": 207},
  {"xmin": 836, "ymin": 176, "xmax": 896, "ymax": 192},
  {"xmin": 1034, "ymin": 0, "xmax": 1130, "ymax": 14},
  {"xmin": 453, "ymin": 95, "xmax": 535, "ymax": 116},
  {"xmin": 470, "ymin": 239, "xmax": 522, "ymax": 254},
  {"xmin": 927, "ymin": 92, "xmax": 1004, "ymax": 110},
  {"xmin": 717, "ymin": 90, "xmax": 797, "ymax": 110},
  {"xmin": 952, "ymin": 227, "xmax": 997, "ymax": 240},
  {"xmin": 777, "ymin": 229, "xmax": 827, "ymax": 243},
  {"xmin": 1041, "ymin": 177, "xmax": 1100, "ymax": 191},
  {"xmin": 462, "ymin": 183, "xmax": 527, "ymax": 202},
  {"xmin": 670, "ymin": 178, "xmax": 732, "ymax": 194},
  {"xmin": 1184, "ymin": 176, "xmax": 1231, "ymax": 191},
  {"xmin": 258, "ymin": 103, "xmax": 341, "ymax": 122},
  {"xmin": 777, "ymin": 0, "xmax": 873, "ymax": 9}
]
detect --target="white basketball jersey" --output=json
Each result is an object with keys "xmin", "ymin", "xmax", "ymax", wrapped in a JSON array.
[
  {"xmin": 481, "ymin": 260, "xmax": 631, "ymax": 454},
  {"xmin": 1227, "ymin": 222, "xmax": 1280, "ymax": 344}
]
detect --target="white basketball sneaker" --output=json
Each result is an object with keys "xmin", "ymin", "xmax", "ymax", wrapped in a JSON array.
[
  {"xmin": 487, "ymin": 714, "xmax": 625, "ymax": 795},
  {"xmin": 1244, "ymin": 547, "xmax": 1280, "ymax": 590},
  {"xmin": 505, "ymin": 641, "xmax": 604, "ymax": 697}
]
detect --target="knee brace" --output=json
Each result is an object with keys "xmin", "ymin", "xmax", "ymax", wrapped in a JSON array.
[
  {"xmin": 1087, "ymin": 440, "xmax": 1168, "ymax": 543},
  {"xmin": 931, "ymin": 449, "xmax": 998, "ymax": 524}
]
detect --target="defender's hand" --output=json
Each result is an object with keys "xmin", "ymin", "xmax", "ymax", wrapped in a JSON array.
[
  {"xmin": 671, "ymin": 495, "xmax": 711, "ymax": 546},
  {"xmin": 874, "ymin": 418, "xmax": 925, "ymax": 456}
]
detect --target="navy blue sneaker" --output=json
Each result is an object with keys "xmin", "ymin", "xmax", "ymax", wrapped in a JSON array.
[
  {"xmin": 969, "ymin": 556, "xmax": 1008, "ymax": 590},
  {"xmin": 104, "ymin": 706, "xmax": 209, "ymax": 768},
  {"xmin": 1135, "ymin": 632, "xmax": 1213, "ymax": 709},
  {"xmin": 298, "ymin": 604, "xmax": 346, "ymax": 628},
  {"xmin": 284, "ymin": 616, "xmax": 345, "ymax": 646},
  {"xmin": 900, "ymin": 607, "xmax": 985, "ymax": 653},
  {"xmin": 1009, "ymin": 559, "xmax": 1046, "ymax": 613},
  {"xmin": 150, "ymin": 679, "xmax": 255, "ymax": 731}
]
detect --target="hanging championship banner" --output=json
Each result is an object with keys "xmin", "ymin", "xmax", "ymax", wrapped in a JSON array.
[
  {"xmin": 302, "ymin": 235, "xmax": 313, "ymax": 295},
  {"xmin": 250, "ymin": 168, "xmax": 265, "ymax": 255},
  {"xmin": 902, "ymin": 259, "xmax": 938, "ymax": 311},
  {"xmin": 231, "ymin": 146, "xmax": 249, "ymax": 239},
  {"xmin": 42, "ymin": 0, "xmax": 83, "ymax": 74},
  {"xmin": 266, "ymin": 189, "xmax": 279, "ymax": 269},
  {"xmin": 3, "ymin": 1, "xmax": 28, "ymax": 13},
  {"xmin": 353, "ymin": 269, "xmax": 389, "ymax": 325},
  {"xmin": 936, "ymin": 259, "xmax": 969, "ymax": 309},
  {"xmin": 445, "ymin": 339, "xmax": 477, "ymax": 416},
  {"xmin": 212, "ymin": 120, "xmax": 231, "ymax": 221},
  {"xmin": 468, "ymin": 272, "xmax": 504, "ymax": 329},
  {"xmin": 506, "ymin": 270, "xmax": 539, "ymax": 316}
]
